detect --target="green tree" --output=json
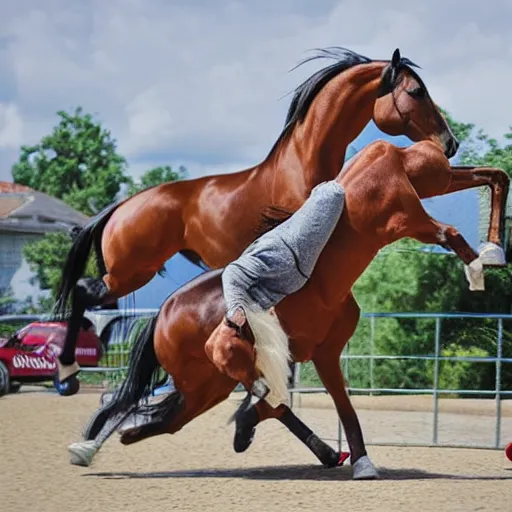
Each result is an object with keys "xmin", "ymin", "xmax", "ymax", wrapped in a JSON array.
[
  {"xmin": 11, "ymin": 107, "xmax": 186, "ymax": 305},
  {"xmin": 0, "ymin": 287, "xmax": 16, "ymax": 316},
  {"xmin": 339, "ymin": 111, "xmax": 512, "ymax": 394},
  {"xmin": 127, "ymin": 165, "xmax": 187, "ymax": 196},
  {"xmin": 12, "ymin": 107, "xmax": 130, "ymax": 216},
  {"xmin": 21, "ymin": 232, "xmax": 98, "ymax": 298}
]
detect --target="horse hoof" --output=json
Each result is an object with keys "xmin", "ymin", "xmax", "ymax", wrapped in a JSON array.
[
  {"xmin": 234, "ymin": 426, "xmax": 255, "ymax": 453},
  {"xmin": 57, "ymin": 361, "xmax": 81, "ymax": 382},
  {"xmin": 478, "ymin": 242, "xmax": 506, "ymax": 267},
  {"xmin": 54, "ymin": 374, "xmax": 80, "ymax": 396},
  {"xmin": 322, "ymin": 450, "xmax": 344, "ymax": 468},
  {"xmin": 68, "ymin": 440, "xmax": 98, "ymax": 467},
  {"xmin": 352, "ymin": 455, "xmax": 379, "ymax": 480}
]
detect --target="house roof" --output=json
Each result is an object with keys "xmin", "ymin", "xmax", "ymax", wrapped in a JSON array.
[{"xmin": 0, "ymin": 181, "xmax": 89, "ymax": 234}]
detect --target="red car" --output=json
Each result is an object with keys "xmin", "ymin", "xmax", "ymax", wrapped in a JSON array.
[{"xmin": 0, "ymin": 319, "xmax": 103, "ymax": 396}]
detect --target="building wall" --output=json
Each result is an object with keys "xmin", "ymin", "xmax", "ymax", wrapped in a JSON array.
[{"xmin": 0, "ymin": 232, "xmax": 45, "ymax": 301}]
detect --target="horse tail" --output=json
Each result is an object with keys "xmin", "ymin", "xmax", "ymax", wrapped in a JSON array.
[
  {"xmin": 109, "ymin": 315, "xmax": 161, "ymax": 414},
  {"xmin": 53, "ymin": 202, "xmax": 120, "ymax": 318},
  {"xmin": 244, "ymin": 307, "xmax": 292, "ymax": 407},
  {"xmin": 83, "ymin": 314, "xmax": 160, "ymax": 440}
]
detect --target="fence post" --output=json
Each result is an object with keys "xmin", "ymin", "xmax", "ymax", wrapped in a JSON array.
[
  {"xmin": 370, "ymin": 315, "xmax": 375, "ymax": 395},
  {"xmin": 495, "ymin": 318, "xmax": 503, "ymax": 448},
  {"xmin": 290, "ymin": 362, "xmax": 301, "ymax": 409},
  {"xmin": 432, "ymin": 316, "xmax": 441, "ymax": 445},
  {"xmin": 338, "ymin": 418, "xmax": 343, "ymax": 453}
]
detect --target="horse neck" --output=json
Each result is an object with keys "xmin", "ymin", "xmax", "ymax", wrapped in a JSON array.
[{"xmin": 272, "ymin": 62, "xmax": 388, "ymax": 200}]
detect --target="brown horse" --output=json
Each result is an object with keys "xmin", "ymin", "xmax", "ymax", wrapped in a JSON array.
[
  {"xmin": 68, "ymin": 138, "xmax": 488, "ymax": 479},
  {"xmin": 53, "ymin": 47, "xmax": 464, "ymax": 393}
]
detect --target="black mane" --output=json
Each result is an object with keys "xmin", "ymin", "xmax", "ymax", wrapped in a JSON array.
[
  {"xmin": 255, "ymin": 205, "xmax": 294, "ymax": 238},
  {"xmin": 267, "ymin": 46, "xmax": 420, "ymax": 157},
  {"xmin": 255, "ymin": 46, "xmax": 422, "ymax": 237}
]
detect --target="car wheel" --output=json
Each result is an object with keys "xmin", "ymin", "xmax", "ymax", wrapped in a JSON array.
[
  {"xmin": 0, "ymin": 361, "xmax": 10, "ymax": 397},
  {"xmin": 54, "ymin": 374, "xmax": 80, "ymax": 396}
]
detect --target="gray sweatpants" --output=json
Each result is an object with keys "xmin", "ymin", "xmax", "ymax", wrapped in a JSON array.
[{"xmin": 222, "ymin": 180, "xmax": 345, "ymax": 314}]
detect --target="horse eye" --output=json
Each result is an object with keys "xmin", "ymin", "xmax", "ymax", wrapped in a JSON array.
[{"xmin": 406, "ymin": 87, "xmax": 425, "ymax": 99}]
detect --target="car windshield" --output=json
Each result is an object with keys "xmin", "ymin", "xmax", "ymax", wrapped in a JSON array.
[{"xmin": 20, "ymin": 325, "xmax": 64, "ymax": 344}]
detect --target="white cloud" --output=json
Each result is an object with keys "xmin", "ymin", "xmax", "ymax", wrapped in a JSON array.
[
  {"xmin": 0, "ymin": 103, "xmax": 23, "ymax": 149},
  {"xmin": 0, "ymin": 0, "xmax": 511, "ymax": 182}
]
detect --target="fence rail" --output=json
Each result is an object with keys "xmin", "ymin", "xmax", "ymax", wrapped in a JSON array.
[
  {"xmin": 1, "ymin": 310, "xmax": 510, "ymax": 450},
  {"xmin": 291, "ymin": 312, "xmax": 512, "ymax": 451}
]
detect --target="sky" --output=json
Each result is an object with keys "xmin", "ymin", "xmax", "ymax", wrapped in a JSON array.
[
  {"xmin": 1, "ymin": 0, "xmax": 508, "ymax": 307},
  {"xmin": 0, "ymin": 0, "xmax": 511, "ymax": 184}
]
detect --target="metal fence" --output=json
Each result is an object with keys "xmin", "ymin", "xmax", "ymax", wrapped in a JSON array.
[
  {"xmin": 290, "ymin": 312, "xmax": 512, "ymax": 451},
  {"xmin": 2, "ymin": 310, "xmax": 511, "ymax": 450}
]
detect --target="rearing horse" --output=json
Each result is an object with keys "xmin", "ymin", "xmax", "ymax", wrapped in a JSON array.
[
  {"xmin": 54, "ymin": 47, "xmax": 463, "ymax": 392},
  {"xmin": 70, "ymin": 138, "xmax": 487, "ymax": 480},
  {"xmin": 56, "ymin": 47, "xmax": 510, "ymax": 397}
]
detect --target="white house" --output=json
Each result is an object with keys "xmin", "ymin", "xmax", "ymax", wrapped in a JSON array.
[{"xmin": 0, "ymin": 181, "xmax": 88, "ymax": 303}]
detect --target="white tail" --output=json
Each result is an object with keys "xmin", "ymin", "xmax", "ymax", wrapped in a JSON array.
[{"xmin": 244, "ymin": 307, "xmax": 292, "ymax": 408}]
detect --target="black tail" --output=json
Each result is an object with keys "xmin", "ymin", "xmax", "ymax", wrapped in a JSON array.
[
  {"xmin": 83, "ymin": 314, "xmax": 161, "ymax": 440},
  {"xmin": 110, "ymin": 315, "xmax": 161, "ymax": 415},
  {"xmin": 54, "ymin": 202, "xmax": 120, "ymax": 318}
]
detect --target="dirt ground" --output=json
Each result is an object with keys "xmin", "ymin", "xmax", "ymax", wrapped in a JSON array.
[{"xmin": 1, "ymin": 388, "xmax": 511, "ymax": 512}]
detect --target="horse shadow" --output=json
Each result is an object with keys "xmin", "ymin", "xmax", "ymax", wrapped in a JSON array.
[{"xmin": 84, "ymin": 464, "xmax": 512, "ymax": 482}]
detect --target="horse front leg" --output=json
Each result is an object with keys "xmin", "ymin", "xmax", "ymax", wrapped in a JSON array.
[
  {"xmin": 443, "ymin": 166, "xmax": 509, "ymax": 265},
  {"xmin": 312, "ymin": 350, "xmax": 377, "ymax": 480},
  {"xmin": 409, "ymin": 216, "xmax": 485, "ymax": 291},
  {"xmin": 232, "ymin": 294, "xmax": 361, "ymax": 464},
  {"xmin": 231, "ymin": 395, "xmax": 346, "ymax": 468},
  {"xmin": 205, "ymin": 315, "xmax": 346, "ymax": 467}
]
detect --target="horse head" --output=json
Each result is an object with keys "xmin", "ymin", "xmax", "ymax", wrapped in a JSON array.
[{"xmin": 373, "ymin": 48, "xmax": 459, "ymax": 159}]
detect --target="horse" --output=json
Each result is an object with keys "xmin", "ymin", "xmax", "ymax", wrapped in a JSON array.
[
  {"xmin": 53, "ymin": 46, "xmax": 474, "ymax": 394},
  {"xmin": 68, "ymin": 137, "xmax": 487, "ymax": 480}
]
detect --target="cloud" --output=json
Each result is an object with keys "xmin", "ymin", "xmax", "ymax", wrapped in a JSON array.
[
  {"xmin": 0, "ymin": 102, "xmax": 23, "ymax": 149},
  {"xmin": 0, "ymin": 0, "xmax": 511, "ymax": 183}
]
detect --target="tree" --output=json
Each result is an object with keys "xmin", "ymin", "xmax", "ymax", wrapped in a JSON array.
[
  {"xmin": 0, "ymin": 287, "xmax": 16, "ymax": 316},
  {"xmin": 11, "ymin": 107, "xmax": 186, "ymax": 305},
  {"xmin": 127, "ymin": 165, "xmax": 188, "ymax": 196},
  {"xmin": 21, "ymin": 232, "xmax": 97, "ymax": 298},
  {"xmin": 12, "ymin": 107, "xmax": 130, "ymax": 216},
  {"xmin": 340, "ymin": 111, "xmax": 512, "ymax": 394}
]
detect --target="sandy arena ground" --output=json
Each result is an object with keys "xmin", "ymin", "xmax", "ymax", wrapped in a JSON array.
[{"xmin": 1, "ymin": 388, "xmax": 511, "ymax": 512}]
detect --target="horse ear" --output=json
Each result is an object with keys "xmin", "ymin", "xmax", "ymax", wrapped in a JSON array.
[{"xmin": 391, "ymin": 48, "xmax": 401, "ymax": 68}]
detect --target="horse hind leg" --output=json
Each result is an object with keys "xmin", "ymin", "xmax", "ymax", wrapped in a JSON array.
[
  {"xmin": 57, "ymin": 270, "xmax": 157, "ymax": 393},
  {"xmin": 118, "ymin": 376, "xmax": 235, "ymax": 446},
  {"xmin": 56, "ymin": 277, "xmax": 112, "ymax": 393}
]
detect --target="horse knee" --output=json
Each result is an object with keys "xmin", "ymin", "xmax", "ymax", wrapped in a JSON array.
[{"xmin": 217, "ymin": 339, "xmax": 256, "ymax": 383}]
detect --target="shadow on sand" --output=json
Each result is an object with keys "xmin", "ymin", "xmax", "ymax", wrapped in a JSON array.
[{"xmin": 84, "ymin": 464, "xmax": 512, "ymax": 482}]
